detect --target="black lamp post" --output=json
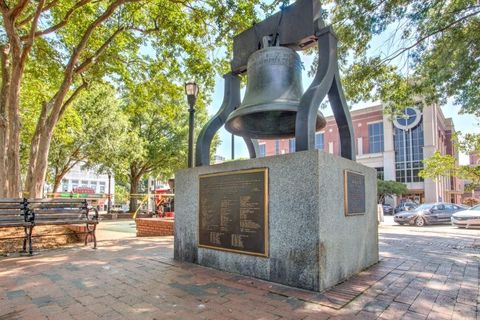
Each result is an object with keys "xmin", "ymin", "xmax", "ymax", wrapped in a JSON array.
[
  {"xmin": 185, "ymin": 80, "xmax": 199, "ymax": 168},
  {"xmin": 107, "ymin": 172, "xmax": 111, "ymax": 214}
]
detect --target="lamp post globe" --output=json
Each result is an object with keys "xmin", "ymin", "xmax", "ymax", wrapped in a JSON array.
[{"xmin": 185, "ymin": 80, "xmax": 199, "ymax": 168}]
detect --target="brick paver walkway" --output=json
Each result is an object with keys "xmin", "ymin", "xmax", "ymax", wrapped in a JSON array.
[{"xmin": 1, "ymin": 224, "xmax": 479, "ymax": 320}]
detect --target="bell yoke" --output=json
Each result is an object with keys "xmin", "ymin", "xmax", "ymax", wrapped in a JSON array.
[{"xmin": 195, "ymin": 0, "xmax": 356, "ymax": 166}]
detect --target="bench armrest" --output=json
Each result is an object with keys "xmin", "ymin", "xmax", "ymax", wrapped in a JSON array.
[
  {"xmin": 26, "ymin": 209, "xmax": 35, "ymax": 223},
  {"xmin": 86, "ymin": 206, "xmax": 99, "ymax": 221}
]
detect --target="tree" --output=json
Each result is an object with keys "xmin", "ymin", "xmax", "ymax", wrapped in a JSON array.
[
  {"xmin": 47, "ymin": 83, "xmax": 129, "ymax": 192},
  {"xmin": 420, "ymin": 135, "xmax": 480, "ymax": 191},
  {"xmin": 114, "ymin": 184, "xmax": 129, "ymax": 205},
  {"xmin": 418, "ymin": 151, "xmax": 457, "ymax": 181},
  {"xmin": 0, "ymin": 0, "xmax": 261, "ymax": 198},
  {"xmin": 298, "ymin": 0, "xmax": 480, "ymax": 116},
  {"xmin": 420, "ymin": 151, "xmax": 480, "ymax": 195},
  {"xmin": 120, "ymin": 76, "xmax": 212, "ymax": 212},
  {"xmin": 377, "ymin": 180, "xmax": 408, "ymax": 204}
]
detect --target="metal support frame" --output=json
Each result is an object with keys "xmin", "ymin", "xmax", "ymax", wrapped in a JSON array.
[
  {"xmin": 22, "ymin": 198, "xmax": 33, "ymax": 255},
  {"xmin": 195, "ymin": 0, "xmax": 355, "ymax": 166},
  {"xmin": 195, "ymin": 73, "xmax": 259, "ymax": 166},
  {"xmin": 22, "ymin": 225, "xmax": 33, "ymax": 255},
  {"xmin": 85, "ymin": 205, "xmax": 98, "ymax": 249},
  {"xmin": 294, "ymin": 27, "xmax": 355, "ymax": 160},
  {"xmin": 107, "ymin": 173, "xmax": 112, "ymax": 214},
  {"xmin": 195, "ymin": 73, "xmax": 240, "ymax": 166}
]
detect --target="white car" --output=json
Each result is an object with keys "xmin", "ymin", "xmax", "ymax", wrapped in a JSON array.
[{"xmin": 451, "ymin": 204, "xmax": 480, "ymax": 228}]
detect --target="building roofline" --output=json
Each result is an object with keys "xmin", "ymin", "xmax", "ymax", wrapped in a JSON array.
[{"xmin": 324, "ymin": 103, "xmax": 383, "ymax": 121}]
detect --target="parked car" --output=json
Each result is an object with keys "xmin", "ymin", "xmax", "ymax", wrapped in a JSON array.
[
  {"xmin": 394, "ymin": 203, "xmax": 468, "ymax": 227},
  {"xmin": 394, "ymin": 202, "xmax": 418, "ymax": 213},
  {"xmin": 451, "ymin": 204, "xmax": 480, "ymax": 228},
  {"xmin": 382, "ymin": 204, "xmax": 394, "ymax": 215}
]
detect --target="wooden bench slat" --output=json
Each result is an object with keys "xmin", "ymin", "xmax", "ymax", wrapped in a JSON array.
[
  {"xmin": 29, "ymin": 203, "xmax": 85, "ymax": 209},
  {"xmin": 0, "ymin": 198, "xmax": 24, "ymax": 203},
  {"xmin": 0, "ymin": 204, "xmax": 24, "ymax": 209},
  {"xmin": 35, "ymin": 215, "xmax": 86, "ymax": 220},
  {"xmin": 0, "ymin": 222, "xmax": 31, "ymax": 227},
  {"xmin": 0, "ymin": 209, "xmax": 26, "ymax": 215},
  {"xmin": 0, "ymin": 217, "xmax": 25, "ymax": 224},
  {"xmin": 0, "ymin": 221, "xmax": 26, "ymax": 225},
  {"xmin": 33, "ymin": 209, "xmax": 85, "ymax": 215},
  {"xmin": 0, "ymin": 215, "xmax": 24, "ymax": 219},
  {"xmin": 34, "ymin": 220, "xmax": 98, "ymax": 226},
  {"xmin": 28, "ymin": 198, "xmax": 87, "ymax": 203}
]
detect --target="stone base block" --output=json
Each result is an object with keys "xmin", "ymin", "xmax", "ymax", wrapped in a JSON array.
[{"xmin": 174, "ymin": 150, "xmax": 379, "ymax": 292}]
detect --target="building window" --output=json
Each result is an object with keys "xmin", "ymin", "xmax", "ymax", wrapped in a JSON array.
[
  {"xmin": 61, "ymin": 179, "xmax": 69, "ymax": 192},
  {"xmin": 375, "ymin": 167, "xmax": 384, "ymax": 180},
  {"xmin": 289, "ymin": 139, "xmax": 295, "ymax": 153},
  {"xmin": 368, "ymin": 122, "xmax": 384, "ymax": 153},
  {"xmin": 99, "ymin": 182, "xmax": 106, "ymax": 193},
  {"xmin": 71, "ymin": 180, "xmax": 79, "ymax": 190},
  {"xmin": 90, "ymin": 181, "xmax": 97, "ymax": 193},
  {"xmin": 315, "ymin": 133, "xmax": 324, "ymax": 150},
  {"xmin": 275, "ymin": 140, "xmax": 280, "ymax": 155},
  {"xmin": 81, "ymin": 180, "xmax": 88, "ymax": 187},
  {"xmin": 259, "ymin": 144, "xmax": 266, "ymax": 157},
  {"xmin": 394, "ymin": 122, "xmax": 424, "ymax": 183}
]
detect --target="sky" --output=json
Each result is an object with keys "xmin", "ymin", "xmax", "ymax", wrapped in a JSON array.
[{"xmin": 205, "ymin": 11, "xmax": 479, "ymax": 165}]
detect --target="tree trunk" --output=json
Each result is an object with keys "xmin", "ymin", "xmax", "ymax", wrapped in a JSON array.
[
  {"xmin": 0, "ymin": 44, "xmax": 10, "ymax": 198},
  {"xmin": 3, "ymin": 16, "xmax": 25, "ymax": 198},
  {"xmin": 129, "ymin": 173, "xmax": 141, "ymax": 213},
  {"xmin": 6, "ymin": 85, "xmax": 22, "ymax": 197},
  {"xmin": 0, "ymin": 113, "xmax": 7, "ymax": 198},
  {"xmin": 24, "ymin": 102, "xmax": 50, "ymax": 197},
  {"xmin": 26, "ymin": 129, "xmax": 54, "ymax": 198},
  {"xmin": 52, "ymin": 172, "xmax": 63, "ymax": 193}
]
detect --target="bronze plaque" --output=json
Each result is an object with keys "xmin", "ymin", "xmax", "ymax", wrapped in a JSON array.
[
  {"xmin": 344, "ymin": 170, "xmax": 366, "ymax": 215},
  {"xmin": 199, "ymin": 168, "xmax": 268, "ymax": 257}
]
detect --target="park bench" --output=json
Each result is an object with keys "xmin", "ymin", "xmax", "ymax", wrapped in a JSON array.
[
  {"xmin": 0, "ymin": 198, "xmax": 34, "ymax": 254},
  {"xmin": 27, "ymin": 198, "xmax": 99, "ymax": 252}
]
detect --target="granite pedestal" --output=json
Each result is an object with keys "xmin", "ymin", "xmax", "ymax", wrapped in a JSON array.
[{"xmin": 174, "ymin": 150, "xmax": 379, "ymax": 292}]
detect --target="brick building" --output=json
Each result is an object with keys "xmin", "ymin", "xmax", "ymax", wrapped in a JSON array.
[{"xmin": 258, "ymin": 104, "xmax": 463, "ymax": 205}]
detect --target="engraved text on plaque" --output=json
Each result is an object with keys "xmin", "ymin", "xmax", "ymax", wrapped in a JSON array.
[{"xmin": 199, "ymin": 168, "xmax": 268, "ymax": 256}]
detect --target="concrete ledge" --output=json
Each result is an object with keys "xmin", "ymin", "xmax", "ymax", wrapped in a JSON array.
[{"xmin": 135, "ymin": 218, "xmax": 175, "ymax": 237}]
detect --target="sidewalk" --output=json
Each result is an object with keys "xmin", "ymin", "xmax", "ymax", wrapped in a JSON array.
[
  {"xmin": 95, "ymin": 220, "xmax": 137, "ymax": 241},
  {"xmin": 0, "ymin": 223, "xmax": 478, "ymax": 319}
]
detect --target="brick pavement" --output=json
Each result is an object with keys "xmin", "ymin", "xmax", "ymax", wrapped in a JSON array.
[{"xmin": 0, "ymin": 225, "xmax": 479, "ymax": 320}]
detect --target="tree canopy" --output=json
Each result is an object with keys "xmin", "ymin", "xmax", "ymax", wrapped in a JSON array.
[
  {"xmin": 299, "ymin": 0, "xmax": 480, "ymax": 116},
  {"xmin": 420, "ymin": 133, "xmax": 480, "ymax": 190},
  {"xmin": 377, "ymin": 179, "xmax": 408, "ymax": 203},
  {"xmin": 47, "ymin": 83, "xmax": 129, "ymax": 192},
  {"xmin": 1, "ymin": 0, "xmax": 478, "ymax": 199},
  {"xmin": 0, "ymin": 0, "xmax": 262, "ymax": 197}
]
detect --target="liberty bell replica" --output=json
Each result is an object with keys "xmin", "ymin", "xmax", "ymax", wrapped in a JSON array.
[{"xmin": 225, "ymin": 36, "xmax": 326, "ymax": 139}]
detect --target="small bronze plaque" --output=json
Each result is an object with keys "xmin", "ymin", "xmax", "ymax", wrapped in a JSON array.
[
  {"xmin": 198, "ymin": 168, "xmax": 268, "ymax": 257},
  {"xmin": 344, "ymin": 170, "xmax": 366, "ymax": 215}
]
